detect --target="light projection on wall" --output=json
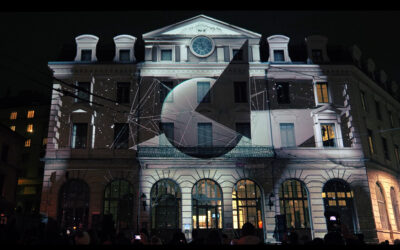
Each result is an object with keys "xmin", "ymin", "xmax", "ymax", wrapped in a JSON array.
[{"xmin": 128, "ymin": 40, "xmax": 271, "ymax": 158}]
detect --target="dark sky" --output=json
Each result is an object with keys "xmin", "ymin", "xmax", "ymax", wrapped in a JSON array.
[{"xmin": 0, "ymin": 10, "xmax": 399, "ymax": 98}]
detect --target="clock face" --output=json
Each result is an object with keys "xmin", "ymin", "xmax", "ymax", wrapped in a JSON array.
[{"xmin": 191, "ymin": 36, "xmax": 214, "ymax": 57}]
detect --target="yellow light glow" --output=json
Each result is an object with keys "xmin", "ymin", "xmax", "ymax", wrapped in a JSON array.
[
  {"xmin": 10, "ymin": 112, "xmax": 17, "ymax": 120},
  {"xmin": 10, "ymin": 126, "xmax": 15, "ymax": 131},
  {"xmin": 27, "ymin": 124, "xmax": 33, "ymax": 133},
  {"xmin": 24, "ymin": 139, "xmax": 31, "ymax": 147},
  {"xmin": 27, "ymin": 110, "xmax": 35, "ymax": 118}
]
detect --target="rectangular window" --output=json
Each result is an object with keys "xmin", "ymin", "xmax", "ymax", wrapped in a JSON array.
[
  {"xmin": 311, "ymin": 49, "xmax": 323, "ymax": 62},
  {"xmin": 375, "ymin": 101, "xmax": 382, "ymax": 120},
  {"xmin": 232, "ymin": 49, "xmax": 243, "ymax": 61},
  {"xmin": 117, "ymin": 82, "xmax": 130, "ymax": 103},
  {"xmin": 360, "ymin": 91, "xmax": 368, "ymax": 112},
  {"xmin": 368, "ymin": 129, "xmax": 374, "ymax": 155},
  {"xmin": 161, "ymin": 49, "xmax": 172, "ymax": 61},
  {"xmin": 119, "ymin": 49, "xmax": 130, "ymax": 62},
  {"xmin": 274, "ymin": 50, "xmax": 285, "ymax": 61},
  {"xmin": 321, "ymin": 123, "xmax": 336, "ymax": 147},
  {"xmin": 395, "ymin": 145, "xmax": 400, "ymax": 166},
  {"xmin": 42, "ymin": 138, "xmax": 48, "ymax": 146},
  {"xmin": 159, "ymin": 122, "xmax": 174, "ymax": 145},
  {"xmin": 10, "ymin": 125, "xmax": 15, "ymax": 131},
  {"xmin": 234, "ymin": 82, "xmax": 248, "ymax": 103},
  {"xmin": 81, "ymin": 49, "xmax": 92, "ymax": 61},
  {"xmin": 382, "ymin": 137, "xmax": 389, "ymax": 160},
  {"xmin": 113, "ymin": 123, "xmax": 129, "ymax": 149},
  {"xmin": 277, "ymin": 82, "xmax": 290, "ymax": 104},
  {"xmin": 71, "ymin": 123, "xmax": 88, "ymax": 149},
  {"xmin": 160, "ymin": 81, "xmax": 174, "ymax": 103},
  {"xmin": 197, "ymin": 81, "xmax": 211, "ymax": 103},
  {"xmin": 316, "ymin": 82, "xmax": 329, "ymax": 104},
  {"xmin": 26, "ymin": 124, "xmax": 33, "ymax": 133},
  {"xmin": 27, "ymin": 110, "xmax": 35, "ymax": 118},
  {"xmin": 76, "ymin": 82, "xmax": 90, "ymax": 103},
  {"xmin": 236, "ymin": 123, "xmax": 251, "ymax": 144},
  {"xmin": 280, "ymin": 123, "xmax": 296, "ymax": 147},
  {"xmin": 10, "ymin": 112, "xmax": 17, "ymax": 120},
  {"xmin": 198, "ymin": 123, "xmax": 212, "ymax": 147},
  {"xmin": 24, "ymin": 139, "xmax": 31, "ymax": 147}
]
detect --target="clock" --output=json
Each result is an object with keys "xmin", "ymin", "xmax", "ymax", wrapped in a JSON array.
[{"xmin": 190, "ymin": 36, "xmax": 214, "ymax": 57}]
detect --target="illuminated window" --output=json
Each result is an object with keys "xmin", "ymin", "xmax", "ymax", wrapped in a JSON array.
[
  {"xmin": 232, "ymin": 179, "xmax": 263, "ymax": 230},
  {"xmin": 27, "ymin": 124, "xmax": 33, "ymax": 133},
  {"xmin": 368, "ymin": 129, "xmax": 375, "ymax": 154},
  {"xmin": 321, "ymin": 123, "xmax": 336, "ymax": 147},
  {"xmin": 316, "ymin": 82, "xmax": 329, "ymax": 104},
  {"xmin": 10, "ymin": 126, "xmax": 15, "ymax": 131},
  {"xmin": 24, "ymin": 139, "xmax": 31, "ymax": 147},
  {"xmin": 395, "ymin": 145, "xmax": 400, "ymax": 166},
  {"xmin": 192, "ymin": 179, "xmax": 222, "ymax": 229},
  {"xmin": 279, "ymin": 179, "xmax": 311, "ymax": 230},
  {"xmin": 42, "ymin": 138, "xmax": 48, "ymax": 146},
  {"xmin": 10, "ymin": 112, "xmax": 17, "ymax": 120},
  {"xmin": 27, "ymin": 110, "xmax": 35, "ymax": 118}
]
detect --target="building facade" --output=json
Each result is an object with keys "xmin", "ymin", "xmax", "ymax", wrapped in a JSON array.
[
  {"xmin": 0, "ymin": 92, "xmax": 50, "ymax": 214},
  {"xmin": 40, "ymin": 15, "xmax": 400, "ymax": 244}
]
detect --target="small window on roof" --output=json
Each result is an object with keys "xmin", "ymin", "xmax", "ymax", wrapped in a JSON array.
[{"xmin": 274, "ymin": 50, "xmax": 285, "ymax": 62}]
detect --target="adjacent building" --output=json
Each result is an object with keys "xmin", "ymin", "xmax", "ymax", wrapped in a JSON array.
[
  {"xmin": 40, "ymin": 15, "xmax": 400, "ymax": 244},
  {"xmin": 0, "ymin": 91, "xmax": 50, "ymax": 214}
]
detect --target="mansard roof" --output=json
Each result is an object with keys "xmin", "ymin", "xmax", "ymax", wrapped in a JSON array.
[{"xmin": 142, "ymin": 14, "xmax": 262, "ymax": 39}]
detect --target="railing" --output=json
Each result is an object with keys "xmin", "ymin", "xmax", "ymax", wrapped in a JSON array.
[{"xmin": 137, "ymin": 145, "xmax": 275, "ymax": 159}]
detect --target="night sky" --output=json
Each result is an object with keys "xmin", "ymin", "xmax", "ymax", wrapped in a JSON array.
[{"xmin": 0, "ymin": 10, "xmax": 399, "ymax": 98}]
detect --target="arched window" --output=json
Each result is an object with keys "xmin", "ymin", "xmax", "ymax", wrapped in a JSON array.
[
  {"xmin": 232, "ymin": 179, "xmax": 263, "ymax": 230},
  {"xmin": 103, "ymin": 179, "xmax": 134, "ymax": 230},
  {"xmin": 390, "ymin": 187, "xmax": 400, "ymax": 231},
  {"xmin": 192, "ymin": 179, "xmax": 223, "ymax": 229},
  {"xmin": 151, "ymin": 179, "xmax": 182, "ymax": 231},
  {"xmin": 322, "ymin": 179, "xmax": 356, "ymax": 232},
  {"xmin": 279, "ymin": 179, "xmax": 311, "ymax": 230},
  {"xmin": 58, "ymin": 179, "xmax": 90, "ymax": 229},
  {"xmin": 376, "ymin": 183, "xmax": 390, "ymax": 230}
]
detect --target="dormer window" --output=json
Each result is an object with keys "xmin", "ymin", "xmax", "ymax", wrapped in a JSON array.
[
  {"xmin": 273, "ymin": 50, "xmax": 285, "ymax": 62},
  {"xmin": 113, "ymin": 35, "xmax": 136, "ymax": 62},
  {"xmin": 305, "ymin": 35, "xmax": 329, "ymax": 63},
  {"xmin": 312, "ymin": 49, "xmax": 323, "ymax": 63},
  {"xmin": 81, "ymin": 50, "xmax": 92, "ymax": 61},
  {"xmin": 74, "ymin": 34, "xmax": 99, "ymax": 62},
  {"xmin": 161, "ymin": 49, "xmax": 173, "ymax": 61},
  {"xmin": 267, "ymin": 35, "xmax": 291, "ymax": 63}
]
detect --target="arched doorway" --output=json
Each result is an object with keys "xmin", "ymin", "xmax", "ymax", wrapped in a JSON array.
[
  {"xmin": 150, "ymin": 179, "xmax": 181, "ymax": 243},
  {"xmin": 376, "ymin": 183, "xmax": 390, "ymax": 230},
  {"xmin": 103, "ymin": 179, "xmax": 134, "ymax": 232},
  {"xmin": 58, "ymin": 179, "xmax": 90, "ymax": 230},
  {"xmin": 232, "ymin": 179, "xmax": 264, "ymax": 240},
  {"xmin": 322, "ymin": 179, "xmax": 357, "ymax": 233},
  {"xmin": 192, "ymin": 179, "xmax": 223, "ymax": 239},
  {"xmin": 279, "ymin": 179, "xmax": 312, "ymax": 241}
]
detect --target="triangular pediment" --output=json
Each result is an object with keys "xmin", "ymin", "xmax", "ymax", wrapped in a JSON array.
[{"xmin": 143, "ymin": 14, "xmax": 261, "ymax": 39}]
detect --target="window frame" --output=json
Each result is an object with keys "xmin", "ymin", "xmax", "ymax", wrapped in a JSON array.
[
  {"xmin": 159, "ymin": 46, "xmax": 175, "ymax": 62},
  {"xmin": 276, "ymin": 82, "xmax": 290, "ymax": 104},
  {"xmin": 234, "ymin": 81, "xmax": 248, "ymax": 103},
  {"xmin": 273, "ymin": 49, "xmax": 285, "ymax": 62},
  {"xmin": 71, "ymin": 123, "xmax": 88, "ymax": 149},
  {"xmin": 116, "ymin": 82, "xmax": 130, "ymax": 104},
  {"xmin": 314, "ymin": 81, "xmax": 331, "ymax": 105},
  {"xmin": 280, "ymin": 123, "xmax": 296, "ymax": 148}
]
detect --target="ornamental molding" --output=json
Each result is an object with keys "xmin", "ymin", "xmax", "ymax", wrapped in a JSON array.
[{"xmin": 163, "ymin": 21, "xmax": 241, "ymax": 36}]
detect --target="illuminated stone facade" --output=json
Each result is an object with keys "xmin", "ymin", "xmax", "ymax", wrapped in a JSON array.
[{"xmin": 40, "ymin": 15, "xmax": 400, "ymax": 244}]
